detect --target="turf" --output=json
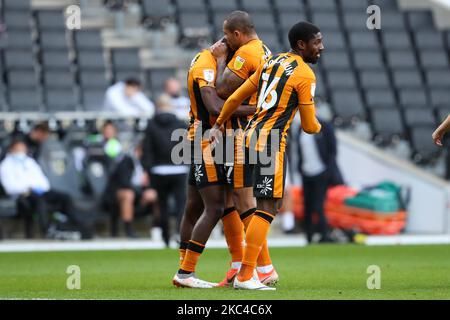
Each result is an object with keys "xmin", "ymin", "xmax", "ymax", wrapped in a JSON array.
[{"xmin": 0, "ymin": 244, "xmax": 449, "ymax": 300}]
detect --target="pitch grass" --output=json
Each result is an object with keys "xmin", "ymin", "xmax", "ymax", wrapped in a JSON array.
[{"xmin": 0, "ymin": 244, "xmax": 449, "ymax": 300}]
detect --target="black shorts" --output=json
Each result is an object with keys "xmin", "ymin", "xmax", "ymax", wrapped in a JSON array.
[{"xmin": 248, "ymin": 148, "xmax": 287, "ymax": 199}]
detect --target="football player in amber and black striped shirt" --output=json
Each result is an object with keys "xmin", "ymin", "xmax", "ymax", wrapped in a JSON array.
[{"xmin": 210, "ymin": 21, "xmax": 323, "ymax": 290}]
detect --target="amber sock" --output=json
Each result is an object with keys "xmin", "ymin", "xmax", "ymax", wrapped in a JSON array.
[
  {"xmin": 179, "ymin": 240, "xmax": 205, "ymax": 273},
  {"xmin": 241, "ymin": 208, "xmax": 272, "ymax": 269},
  {"xmin": 238, "ymin": 210, "xmax": 275, "ymax": 282},
  {"xmin": 178, "ymin": 241, "xmax": 188, "ymax": 268},
  {"xmin": 222, "ymin": 207, "xmax": 244, "ymax": 265}
]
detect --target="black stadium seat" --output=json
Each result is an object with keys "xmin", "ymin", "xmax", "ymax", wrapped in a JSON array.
[
  {"xmin": 208, "ymin": 0, "xmax": 238, "ymax": 12},
  {"xmin": 327, "ymin": 71, "xmax": 357, "ymax": 90},
  {"xmin": 45, "ymin": 89, "xmax": 79, "ymax": 112},
  {"xmin": 386, "ymin": 50, "xmax": 417, "ymax": 69},
  {"xmin": 43, "ymin": 70, "xmax": 75, "ymax": 88},
  {"xmin": 371, "ymin": 108, "xmax": 405, "ymax": 144},
  {"xmin": 409, "ymin": 125, "xmax": 441, "ymax": 163},
  {"xmin": 241, "ymin": 0, "xmax": 272, "ymax": 12},
  {"xmin": 406, "ymin": 11, "xmax": 435, "ymax": 30},
  {"xmin": 353, "ymin": 50, "xmax": 384, "ymax": 70},
  {"xmin": 308, "ymin": 0, "xmax": 337, "ymax": 12},
  {"xmin": 36, "ymin": 10, "xmax": 66, "ymax": 30},
  {"xmin": 382, "ymin": 31, "xmax": 413, "ymax": 50},
  {"xmin": 426, "ymin": 70, "xmax": 450, "ymax": 88},
  {"xmin": 274, "ymin": 0, "xmax": 304, "ymax": 12},
  {"xmin": 398, "ymin": 89, "xmax": 429, "ymax": 108},
  {"xmin": 331, "ymin": 90, "xmax": 366, "ymax": 124},
  {"xmin": 321, "ymin": 51, "xmax": 351, "ymax": 70},
  {"xmin": 365, "ymin": 88, "xmax": 397, "ymax": 109},
  {"xmin": 359, "ymin": 69, "xmax": 390, "ymax": 89},
  {"xmin": 392, "ymin": 70, "xmax": 423, "ymax": 89},
  {"xmin": 418, "ymin": 51, "xmax": 449, "ymax": 69},
  {"xmin": 404, "ymin": 108, "xmax": 436, "ymax": 127},
  {"xmin": 74, "ymin": 30, "xmax": 103, "ymax": 50},
  {"xmin": 40, "ymin": 30, "xmax": 68, "ymax": 50},
  {"xmin": 41, "ymin": 51, "xmax": 72, "ymax": 69}
]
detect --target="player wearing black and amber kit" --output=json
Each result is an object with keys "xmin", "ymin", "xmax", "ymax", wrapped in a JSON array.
[
  {"xmin": 173, "ymin": 48, "xmax": 254, "ymax": 288},
  {"xmin": 210, "ymin": 22, "xmax": 323, "ymax": 290}
]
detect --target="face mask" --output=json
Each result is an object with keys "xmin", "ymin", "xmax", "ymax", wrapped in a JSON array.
[{"xmin": 11, "ymin": 153, "xmax": 27, "ymax": 162}]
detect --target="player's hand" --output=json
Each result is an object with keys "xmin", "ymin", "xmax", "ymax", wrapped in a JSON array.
[
  {"xmin": 432, "ymin": 128, "xmax": 444, "ymax": 147},
  {"xmin": 209, "ymin": 123, "xmax": 224, "ymax": 146},
  {"xmin": 209, "ymin": 39, "xmax": 228, "ymax": 60}
]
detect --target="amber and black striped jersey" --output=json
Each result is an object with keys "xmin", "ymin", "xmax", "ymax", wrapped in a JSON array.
[
  {"xmin": 186, "ymin": 50, "xmax": 217, "ymax": 141},
  {"xmin": 244, "ymin": 52, "xmax": 317, "ymax": 152},
  {"xmin": 225, "ymin": 39, "xmax": 271, "ymax": 131}
]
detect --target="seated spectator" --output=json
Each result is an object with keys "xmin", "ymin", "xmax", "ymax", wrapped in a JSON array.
[
  {"xmin": 24, "ymin": 122, "xmax": 51, "ymax": 160},
  {"xmin": 103, "ymin": 78, "xmax": 155, "ymax": 118},
  {"xmin": 164, "ymin": 77, "xmax": 190, "ymax": 120},
  {"xmin": 0, "ymin": 140, "xmax": 91, "ymax": 239},
  {"xmin": 143, "ymin": 94, "xmax": 189, "ymax": 245},
  {"xmin": 102, "ymin": 143, "xmax": 158, "ymax": 238}
]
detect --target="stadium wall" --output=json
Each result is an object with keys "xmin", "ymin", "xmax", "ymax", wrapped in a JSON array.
[{"xmin": 336, "ymin": 131, "xmax": 450, "ymax": 235}]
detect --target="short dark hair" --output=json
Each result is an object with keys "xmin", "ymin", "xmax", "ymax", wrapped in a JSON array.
[
  {"xmin": 224, "ymin": 11, "xmax": 255, "ymax": 35},
  {"xmin": 124, "ymin": 78, "xmax": 141, "ymax": 87},
  {"xmin": 288, "ymin": 21, "xmax": 321, "ymax": 50},
  {"xmin": 32, "ymin": 121, "xmax": 50, "ymax": 133}
]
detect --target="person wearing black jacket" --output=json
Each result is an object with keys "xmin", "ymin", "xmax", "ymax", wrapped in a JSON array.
[
  {"xmin": 142, "ymin": 94, "xmax": 189, "ymax": 246},
  {"xmin": 103, "ymin": 144, "xmax": 157, "ymax": 238},
  {"xmin": 297, "ymin": 118, "xmax": 344, "ymax": 243}
]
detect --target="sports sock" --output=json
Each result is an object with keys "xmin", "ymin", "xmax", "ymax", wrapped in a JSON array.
[
  {"xmin": 180, "ymin": 240, "xmax": 205, "ymax": 273},
  {"xmin": 240, "ymin": 208, "xmax": 272, "ymax": 268},
  {"xmin": 257, "ymin": 264, "xmax": 274, "ymax": 274},
  {"xmin": 238, "ymin": 210, "xmax": 275, "ymax": 282},
  {"xmin": 222, "ymin": 207, "xmax": 244, "ymax": 264},
  {"xmin": 179, "ymin": 241, "xmax": 188, "ymax": 268}
]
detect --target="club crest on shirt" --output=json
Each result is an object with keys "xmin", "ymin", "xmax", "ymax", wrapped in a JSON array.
[
  {"xmin": 203, "ymin": 69, "xmax": 215, "ymax": 83},
  {"xmin": 234, "ymin": 56, "xmax": 245, "ymax": 70}
]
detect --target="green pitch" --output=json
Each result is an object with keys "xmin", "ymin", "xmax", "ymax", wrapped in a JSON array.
[{"xmin": 0, "ymin": 244, "xmax": 449, "ymax": 299}]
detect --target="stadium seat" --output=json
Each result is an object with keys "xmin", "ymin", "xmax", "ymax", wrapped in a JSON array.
[
  {"xmin": 425, "ymin": 70, "xmax": 450, "ymax": 88},
  {"xmin": 4, "ymin": 30, "xmax": 33, "ymax": 49},
  {"xmin": 430, "ymin": 89, "xmax": 450, "ymax": 107},
  {"xmin": 4, "ymin": 11, "xmax": 31, "ymax": 30},
  {"xmin": 331, "ymin": 90, "xmax": 366, "ymax": 124},
  {"xmin": 382, "ymin": 31, "xmax": 413, "ymax": 49},
  {"xmin": 414, "ymin": 31, "xmax": 445, "ymax": 50},
  {"xmin": 349, "ymin": 31, "xmax": 379, "ymax": 50},
  {"xmin": 36, "ymin": 10, "xmax": 66, "ymax": 30},
  {"xmin": 3, "ymin": 0, "xmax": 30, "ymax": 11},
  {"xmin": 179, "ymin": 12, "xmax": 210, "ymax": 31},
  {"xmin": 79, "ymin": 71, "xmax": 109, "ymax": 89},
  {"xmin": 340, "ymin": 0, "xmax": 369, "ymax": 10},
  {"xmin": 111, "ymin": 49, "xmax": 140, "ymax": 71},
  {"xmin": 208, "ymin": 0, "xmax": 238, "ymax": 12},
  {"xmin": 406, "ymin": 11, "xmax": 435, "ymax": 30},
  {"xmin": 176, "ymin": 0, "xmax": 206, "ymax": 12},
  {"xmin": 7, "ymin": 70, "xmax": 37, "ymax": 89},
  {"xmin": 418, "ymin": 51, "xmax": 449, "ymax": 69},
  {"xmin": 409, "ymin": 125, "xmax": 441, "ymax": 163},
  {"xmin": 380, "ymin": 12, "xmax": 407, "ymax": 30},
  {"xmin": 343, "ymin": 12, "xmax": 368, "ymax": 31},
  {"xmin": 258, "ymin": 32, "xmax": 281, "ymax": 54},
  {"xmin": 370, "ymin": 107, "xmax": 405, "ymax": 144},
  {"xmin": 404, "ymin": 108, "xmax": 436, "ymax": 127},
  {"xmin": 74, "ymin": 30, "xmax": 103, "ymax": 50},
  {"xmin": 43, "ymin": 70, "xmax": 75, "ymax": 89},
  {"xmin": 392, "ymin": 70, "xmax": 423, "ymax": 89},
  {"xmin": 45, "ymin": 89, "xmax": 79, "ymax": 112},
  {"xmin": 8, "ymin": 89, "xmax": 41, "ymax": 112},
  {"xmin": 141, "ymin": 0, "xmax": 175, "ymax": 17},
  {"xmin": 359, "ymin": 69, "xmax": 390, "ymax": 89},
  {"xmin": 147, "ymin": 68, "xmax": 176, "ymax": 96},
  {"xmin": 398, "ymin": 89, "xmax": 429, "ymax": 108},
  {"xmin": 386, "ymin": 50, "xmax": 417, "ymax": 69},
  {"xmin": 77, "ymin": 50, "xmax": 106, "ymax": 70},
  {"xmin": 81, "ymin": 89, "xmax": 105, "ymax": 111},
  {"xmin": 279, "ymin": 12, "xmax": 307, "ymax": 33},
  {"xmin": 327, "ymin": 71, "xmax": 357, "ymax": 90},
  {"xmin": 41, "ymin": 50, "xmax": 72, "ymax": 69},
  {"xmin": 273, "ymin": 0, "xmax": 304, "ymax": 12},
  {"xmin": 371, "ymin": 0, "xmax": 398, "ymax": 11},
  {"xmin": 40, "ymin": 30, "xmax": 68, "ymax": 50},
  {"xmin": 436, "ymin": 106, "xmax": 450, "ymax": 122},
  {"xmin": 321, "ymin": 51, "xmax": 351, "ymax": 70},
  {"xmin": 248, "ymin": 12, "xmax": 276, "ymax": 32},
  {"xmin": 241, "ymin": 0, "xmax": 272, "ymax": 12},
  {"xmin": 319, "ymin": 30, "xmax": 345, "ymax": 50},
  {"xmin": 353, "ymin": 50, "xmax": 384, "ymax": 70},
  {"xmin": 4, "ymin": 50, "xmax": 35, "ymax": 69},
  {"xmin": 307, "ymin": 0, "xmax": 337, "ymax": 12},
  {"xmin": 311, "ymin": 12, "xmax": 340, "ymax": 31},
  {"xmin": 365, "ymin": 88, "xmax": 397, "ymax": 109}
]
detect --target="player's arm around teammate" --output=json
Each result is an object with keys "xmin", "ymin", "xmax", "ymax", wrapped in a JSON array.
[{"xmin": 433, "ymin": 115, "xmax": 450, "ymax": 146}]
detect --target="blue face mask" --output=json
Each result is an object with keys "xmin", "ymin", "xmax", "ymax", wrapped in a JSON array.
[{"xmin": 11, "ymin": 153, "xmax": 27, "ymax": 162}]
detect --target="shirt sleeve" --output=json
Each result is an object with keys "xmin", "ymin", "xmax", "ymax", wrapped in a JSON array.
[
  {"xmin": 227, "ymin": 49, "xmax": 258, "ymax": 80},
  {"xmin": 216, "ymin": 78, "xmax": 258, "ymax": 126},
  {"xmin": 296, "ymin": 76, "xmax": 316, "ymax": 106},
  {"xmin": 192, "ymin": 66, "xmax": 216, "ymax": 88}
]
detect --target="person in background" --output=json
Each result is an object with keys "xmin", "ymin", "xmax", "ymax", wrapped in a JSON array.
[
  {"xmin": 25, "ymin": 122, "xmax": 51, "ymax": 160},
  {"xmin": 104, "ymin": 78, "xmax": 155, "ymax": 118},
  {"xmin": 164, "ymin": 77, "xmax": 190, "ymax": 121},
  {"xmin": 142, "ymin": 94, "xmax": 189, "ymax": 246},
  {"xmin": 0, "ymin": 140, "xmax": 91, "ymax": 239},
  {"xmin": 296, "ymin": 119, "xmax": 343, "ymax": 244},
  {"xmin": 102, "ymin": 143, "xmax": 158, "ymax": 238}
]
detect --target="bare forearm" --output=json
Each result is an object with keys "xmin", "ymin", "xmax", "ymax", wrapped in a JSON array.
[{"xmin": 437, "ymin": 115, "xmax": 450, "ymax": 134}]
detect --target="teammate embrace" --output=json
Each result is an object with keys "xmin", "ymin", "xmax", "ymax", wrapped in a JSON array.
[{"xmin": 173, "ymin": 11, "xmax": 323, "ymax": 291}]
